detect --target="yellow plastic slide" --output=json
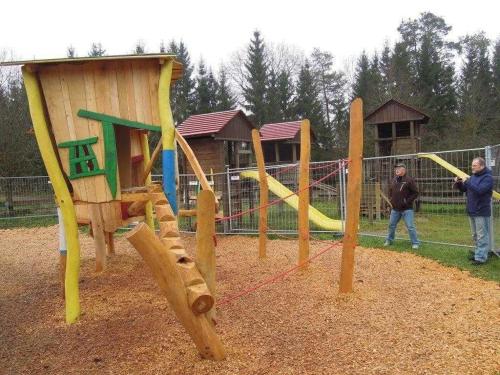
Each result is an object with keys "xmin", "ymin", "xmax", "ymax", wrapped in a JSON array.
[
  {"xmin": 240, "ymin": 170, "xmax": 344, "ymax": 231},
  {"xmin": 417, "ymin": 153, "xmax": 499, "ymax": 200}
]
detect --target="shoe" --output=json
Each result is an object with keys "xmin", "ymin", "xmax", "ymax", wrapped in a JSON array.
[
  {"xmin": 412, "ymin": 244, "xmax": 419, "ymax": 250},
  {"xmin": 470, "ymin": 260, "xmax": 485, "ymax": 266},
  {"xmin": 383, "ymin": 241, "xmax": 391, "ymax": 246}
]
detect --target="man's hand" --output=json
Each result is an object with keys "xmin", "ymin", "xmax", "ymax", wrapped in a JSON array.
[{"xmin": 454, "ymin": 177, "xmax": 462, "ymax": 183}]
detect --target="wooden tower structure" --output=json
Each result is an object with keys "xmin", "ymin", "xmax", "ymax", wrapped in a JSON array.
[{"xmin": 4, "ymin": 54, "xmax": 225, "ymax": 359}]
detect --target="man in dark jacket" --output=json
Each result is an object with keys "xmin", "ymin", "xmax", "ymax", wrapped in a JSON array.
[
  {"xmin": 453, "ymin": 157, "xmax": 494, "ymax": 265},
  {"xmin": 384, "ymin": 162, "xmax": 420, "ymax": 249}
]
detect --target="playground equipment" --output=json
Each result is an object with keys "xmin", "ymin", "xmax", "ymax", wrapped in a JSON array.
[
  {"xmin": 240, "ymin": 170, "xmax": 343, "ymax": 231},
  {"xmin": 13, "ymin": 54, "xmax": 224, "ymax": 359}
]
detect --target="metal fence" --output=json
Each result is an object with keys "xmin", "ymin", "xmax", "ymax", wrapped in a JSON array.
[{"xmin": 1, "ymin": 144, "xmax": 499, "ymax": 251}]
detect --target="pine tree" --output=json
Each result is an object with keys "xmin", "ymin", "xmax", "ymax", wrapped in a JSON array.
[
  {"xmin": 193, "ymin": 59, "xmax": 214, "ymax": 114},
  {"xmin": 167, "ymin": 40, "xmax": 196, "ymax": 123},
  {"xmin": 380, "ymin": 41, "xmax": 392, "ymax": 97},
  {"xmin": 458, "ymin": 33, "xmax": 494, "ymax": 146},
  {"xmin": 369, "ymin": 52, "xmax": 384, "ymax": 105},
  {"xmin": 67, "ymin": 45, "xmax": 76, "ymax": 58},
  {"xmin": 352, "ymin": 51, "xmax": 373, "ymax": 108},
  {"xmin": 265, "ymin": 69, "xmax": 281, "ymax": 122},
  {"xmin": 159, "ymin": 40, "xmax": 166, "ymax": 53},
  {"xmin": 88, "ymin": 43, "xmax": 106, "ymax": 57},
  {"xmin": 492, "ymin": 39, "xmax": 500, "ymax": 130},
  {"xmin": 294, "ymin": 61, "xmax": 326, "ymax": 159},
  {"xmin": 215, "ymin": 67, "xmax": 236, "ymax": 111},
  {"xmin": 311, "ymin": 48, "xmax": 334, "ymax": 125},
  {"xmin": 243, "ymin": 30, "xmax": 268, "ymax": 126},
  {"xmin": 133, "ymin": 41, "xmax": 146, "ymax": 54},
  {"xmin": 397, "ymin": 12, "xmax": 458, "ymax": 148},
  {"xmin": 277, "ymin": 70, "xmax": 294, "ymax": 121},
  {"xmin": 390, "ymin": 41, "xmax": 414, "ymax": 102}
]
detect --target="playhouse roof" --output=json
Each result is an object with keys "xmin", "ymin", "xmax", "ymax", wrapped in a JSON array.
[
  {"xmin": 259, "ymin": 120, "xmax": 315, "ymax": 142},
  {"xmin": 0, "ymin": 54, "xmax": 183, "ymax": 82},
  {"xmin": 177, "ymin": 110, "xmax": 254, "ymax": 138}
]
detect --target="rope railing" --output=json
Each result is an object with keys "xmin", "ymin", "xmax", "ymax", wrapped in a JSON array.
[{"xmin": 217, "ymin": 238, "xmax": 342, "ymax": 307}]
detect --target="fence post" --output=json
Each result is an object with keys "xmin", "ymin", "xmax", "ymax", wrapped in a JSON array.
[
  {"xmin": 485, "ymin": 146, "xmax": 498, "ymax": 257},
  {"xmin": 226, "ymin": 166, "xmax": 233, "ymax": 234}
]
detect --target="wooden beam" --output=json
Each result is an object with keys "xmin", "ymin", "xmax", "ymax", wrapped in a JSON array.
[
  {"xmin": 298, "ymin": 120, "xmax": 311, "ymax": 268},
  {"xmin": 141, "ymin": 136, "xmax": 163, "ymax": 184},
  {"xmin": 195, "ymin": 190, "xmax": 217, "ymax": 323},
  {"xmin": 121, "ymin": 192, "xmax": 151, "ymax": 202},
  {"xmin": 339, "ymin": 98, "xmax": 364, "ymax": 293},
  {"xmin": 251, "ymin": 129, "xmax": 268, "ymax": 258}
]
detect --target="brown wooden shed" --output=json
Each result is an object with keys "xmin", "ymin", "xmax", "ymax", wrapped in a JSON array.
[
  {"xmin": 365, "ymin": 99, "xmax": 430, "ymax": 156},
  {"xmin": 177, "ymin": 110, "xmax": 255, "ymax": 174}
]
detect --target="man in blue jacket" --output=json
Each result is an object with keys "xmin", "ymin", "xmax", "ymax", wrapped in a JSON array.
[{"xmin": 453, "ymin": 157, "xmax": 494, "ymax": 265}]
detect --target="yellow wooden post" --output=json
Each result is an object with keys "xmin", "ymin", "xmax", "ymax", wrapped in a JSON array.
[
  {"xmin": 251, "ymin": 129, "xmax": 268, "ymax": 258},
  {"xmin": 196, "ymin": 190, "xmax": 217, "ymax": 323},
  {"xmin": 339, "ymin": 98, "xmax": 364, "ymax": 293},
  {"xmin": 298, "ymin": 120, "xmax": 311, "ymax": 268},
  {"xmin": 140, "ymin": 133, "xmax": 155, "ymax": 229},
  {"xmin": 22, "ymin": 67, "xmax": 81, "ymax": 323}
]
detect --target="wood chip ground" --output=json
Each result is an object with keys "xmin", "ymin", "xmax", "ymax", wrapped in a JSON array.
[{"xmin": 0, "ymin": 226, "xmax": 498, "ymax": 374}]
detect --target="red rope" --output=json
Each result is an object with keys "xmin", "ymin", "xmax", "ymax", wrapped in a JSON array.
[
  {"xmin": 216, "ymin": 159, "xmax": 348, "ymax": 223},
  {"xmin": 217, "ymin": 239, "xmax": 341, "ymax": 307}
]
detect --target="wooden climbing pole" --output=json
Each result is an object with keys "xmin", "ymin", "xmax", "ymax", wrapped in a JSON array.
[
  {"xmin": 298, "ymin": 120, "xmax": 311, "ymax": 268},
  {"xmin": 339, "ymin": 98, "xmax": 364, "ymax": 293},
  {"xmin": 196, "ymin": 190, "xmax": 217, "ymax": 323},
  {"xmin": 251, "ymin": 129, "xmax": 268, "ymax": 258}
]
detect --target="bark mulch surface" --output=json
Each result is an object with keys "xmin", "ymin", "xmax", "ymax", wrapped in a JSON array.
[{"xmin": 0, "ymin": 226, "xmax": 498, "ymax": 375}]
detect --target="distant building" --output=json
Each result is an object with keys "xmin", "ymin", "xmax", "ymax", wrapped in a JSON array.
[
  {"xmin": 365, "ymin": 99, "xmax": 430, "ymax": 156},
  {"xmin": 259, "ymin": 120, "xmax": 316, "ymax": 163},
  {"xmin": 177, "ymin": 110, "xmax": 255, "ymax": 173}
]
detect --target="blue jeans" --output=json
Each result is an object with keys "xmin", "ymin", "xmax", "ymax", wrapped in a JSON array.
[
  {"xmin": 386, "ymin": 209, "xmax": 419, "ymax": 246},
  {"xmin": 469, "ymin": 216, "xmax": 491, "ymax": 263}
]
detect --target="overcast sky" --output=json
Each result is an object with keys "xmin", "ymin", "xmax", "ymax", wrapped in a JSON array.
[{"xmin": 1, "ymin": 0, "xmax": 499, "ymax": 69}]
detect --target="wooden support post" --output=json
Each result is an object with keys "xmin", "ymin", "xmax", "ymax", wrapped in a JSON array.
[
  {"xmin": 89, "ymin": 203, "xmax": 107, "ymax": 272},
  {"xmin": 105, "ymin": 232, "xmax": 115, "ymax": 255},
  {"xmin": 126, "ymin": 223, "xmax": 225, "ymax": 360},
  {"xmin": 298, "ymin": 120, "xmax": 311, "ymax": 268},
  {"xmin": 140, "ymin": 133, "xmax": 155, "ymax": 230},
  {"xmin": 196, "ymin": 190, "xmax": 217, "ymax": 322},
  {"xmin": 251, "ymin": 129, "xmax": 268, "ymax": 258},
  {"xmin": 59, "ymin": 254, "xmax": 66, "ymax": 298},
  {"xmin": 375, "ymin": 182, "xmax": 382, "ymax": 220},
  {"xmin": 339, "ymin": 98, "xmax": 364, "ymax": 293},
  {"xmin": 141, "ymin": 136, "xmax": 163, "ymax": 184}
]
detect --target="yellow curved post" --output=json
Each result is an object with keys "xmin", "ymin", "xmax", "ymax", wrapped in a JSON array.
[
  {"xmin": 22, "ymin": 67, "xmax": 81, "ymax": 323},
  {"xmin": 158, "ymin": 60, "xmax": 178, "ymax": 213},
  {"xmin": 140, "ymin": 133, "xmax": 155, "ymax": 229}
]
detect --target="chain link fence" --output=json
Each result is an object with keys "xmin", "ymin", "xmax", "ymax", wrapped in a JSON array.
[{"xmin": 1, "ymin": 145, "xmax": 499, "ymax": 251}]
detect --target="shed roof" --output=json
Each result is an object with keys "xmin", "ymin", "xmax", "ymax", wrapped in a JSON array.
[
  {"xmin": 259, "ymin": 120, "xmax": 317, "ymax": 142},
  {"xmin": 364, "ymin": 98, "xmax": 430, "ymax": 125},
  {"xmin": 177, "ymin": 110, "xmax": 252, "ymax": 138}
]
